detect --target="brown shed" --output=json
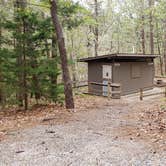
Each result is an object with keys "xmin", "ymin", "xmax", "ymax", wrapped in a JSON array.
[{"xmin": 79, "ymin": 53, "xmax": 158, "ymax": 96}]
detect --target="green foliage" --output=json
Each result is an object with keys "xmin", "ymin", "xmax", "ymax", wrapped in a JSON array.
[
  {"xmin": 0, "ymin": 0, "xmax": 90, "ymax": 108},
  {"xmin": 0, "ymin": 8, "xmax": 62, "ymax": 107},
  {"xmin": 58, "ymin": 0, "xmax": 86, "ymax": 29}
]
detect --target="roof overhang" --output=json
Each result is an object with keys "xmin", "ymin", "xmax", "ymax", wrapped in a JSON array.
[{"xmin": 79, "ymin": 53, "xmax": 159, "ymax": 62}]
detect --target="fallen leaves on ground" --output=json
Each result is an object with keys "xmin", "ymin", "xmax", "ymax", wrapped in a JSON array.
[
  {"xmin": 138, "ymin": 104, "xmax": 166, "ymax": 151},
  {"xmin": 0, "ymin": 95, "xmax": 122, "ymax": 141},
  {"xmin": 117, "ymin": 99, "xmax": 166, "ymax": 152},
  {"xmin": 1, "ymin": 95, "xmax": 165, "ymax": 153}
]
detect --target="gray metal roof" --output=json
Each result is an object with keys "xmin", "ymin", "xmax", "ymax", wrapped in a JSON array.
[{"xmin": 79, "ymin": 53, "xmax": 159, "ymax": 62}]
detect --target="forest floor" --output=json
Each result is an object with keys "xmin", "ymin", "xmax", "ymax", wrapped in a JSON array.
[{"xmin": 0, "ymin": 94, "xmax": 166, "ymax": 165}]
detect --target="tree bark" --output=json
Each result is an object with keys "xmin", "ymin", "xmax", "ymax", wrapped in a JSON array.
[
  {"xmin": 14, "ymin": 0, "xmax": 24, "ymax": 107},
  {"xmin": 164, "ymin": 20, "xmax": 166, "ymax": 74},
  {"xmin": 23, "ymin": 18, "xmax": 28, "ymax": 110},
  {"xmin": 156, "ymin": 22, "xmax": 163, "ymax": 75},
  {"xmin": 50, "ymin": 0, "xmax": 74, "ymax": 109},
  {"xmin": 0, "ymin": 16, "xmax": 3, "ymax": 104},
  {"xmin": 141, "ymin": 0, "xmax": 146, "ymax": 54},
  {"xmin": 21, "ymin": 0, "xmax": 28, "ymax": 110},
  {"xmin": 149, "ymin": 0, "xmax": 154, "ymax": 54},
  {"xmin": 94, "ymin": 0, "xmax": 99, "ymax": 56},
  {"xmin": 70, "ymin": 33, "xmax": 77, "ymax": 87},
  {"xmin": 28, "ymin": 28, "xmax": 40, "ymax": 102},
  {"xmin": 14, "ymin": 0, "xmax": 28, "ymax": 109},
  {"xmin": 50, "ymin": 34, "xmax": 58, "ymax": 102}
]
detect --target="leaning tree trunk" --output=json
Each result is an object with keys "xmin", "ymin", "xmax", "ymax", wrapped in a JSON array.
[{"xmin": 50, "ymin": 0, "xmax": 74, "ymax": 109}]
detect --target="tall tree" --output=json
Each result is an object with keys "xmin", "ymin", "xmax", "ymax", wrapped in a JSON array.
[
  {"xmin": 50, "ymin": 0, "xmax": 74, "ymax": 109},
  {"xmin": 94, "ymin": 0, "xmax": 99, "ymax": 56},
  {"xmin": 50, "ymin": 33, "xmax": 58, "ymax": 102},
  {"xmin": 15, "ymin": 0, "xmax": 28, "ymax": 110},
  {"xmin": 0, "ymin": 11, "xmax": 3, "ymax": 104},
  {"xmin": 164, "ymin": 20, "xmax": 166, "ymax": 73},
  {"xmin": 14, "ymin": 0, "xmax": 25, "ymax": 107},
  {"xmin": 149, "ymin": 0, "xmax": 154, "ymax": 54},
  {"xmin": 141, "ymin": 0, "xmax": 146, "ymax": 54}
]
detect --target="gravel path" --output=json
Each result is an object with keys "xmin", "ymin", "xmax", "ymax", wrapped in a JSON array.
[{"xmin": 0, "ymin": 99, "xmax": 166, "ymax": 166}]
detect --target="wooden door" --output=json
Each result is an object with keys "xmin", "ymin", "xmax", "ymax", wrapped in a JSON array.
[{"xmin": 102, "ymin": 65, "xmax": 112, "ymax": 96}]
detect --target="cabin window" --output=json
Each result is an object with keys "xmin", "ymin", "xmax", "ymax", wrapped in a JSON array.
[{"xmin": 131, "ymin": 64, "xmax": 141, "ymax": 79}]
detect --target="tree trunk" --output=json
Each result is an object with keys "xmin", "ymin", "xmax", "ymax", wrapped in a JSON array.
[
  {"xmin": 149, "ymin": 0, "xmax": 154, "ymax": 54},
  {"xmin": 86, "ymin": 28, "xmax": 92, "ymax": 57},
  {"xmin": 156, "ymin": 22, "xmax": 163, "ymax": 75},
  {"xmin": 164, "ymin": 20, "xmax": 166, "ymax": 74},
  {"xmin": 0, "ymin": 16, "xmax": 3, "ymax": 104},
  {"xmin": 70, "ymin": 33, "xmax": 77, "ymax": 87},
  {"xmin": 28, "ymin": 27, "xmax": 40, "ymax": 102},
  {"xmin": 50, "ymin": 0, "xmax": 74, "ymax": 109},
  {"xmin": 23, "ymin": 19, "xmax": 28, "ymax": 110},
  {"xmin": 94, "ymin": 0, "xmax": 99, "ymax": 56},
  {"xmin": 14, "ymin": 0, "xmax": 24, "ymax": 107},
  {"xmin": 50, "ymin": 34, "xmax": 58, "ymax": 102},
  {"xmin": 14, "ymin": 0, "xmax": 28, "ymax": 109},
  {"xmin": 141, "ymin": 18, "xmax": 145, "ymax": 54},
  {"xmin": 22, "ymin": 1, "xmax": 28, "ymax": 110},
  {"xmin": 31, "ymin": 58, "xmax": 40, "ymax": 102},
  {"xmin": 141, "ymin": 0, "xmax": 146, "ymax": 54}
]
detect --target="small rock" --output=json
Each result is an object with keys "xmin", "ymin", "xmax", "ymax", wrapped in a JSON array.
[
  {"xmin": 41, "ymin": 141, "xmax": 45, "ymax": 145},
  {"xmin": 16, "ymin": 150, "xmax": 24, "ymax": 154},
  {"xmin": 153, "ymin": 151, "xmax": 156, "ymax": 154},
  {"xmin": 46, "ymin": 130, "xmax": 55, "ymax": 134},
  {"xmin": 136, "ymin": 133, "xmax": 140, "ymax": 137},
  {"xmin": 114, "ymin": 136, "xmax": 118, "ymax": 140},
  {"xmin": 70, "ymin": 150, "xmax": 74, "ymax": 153}
]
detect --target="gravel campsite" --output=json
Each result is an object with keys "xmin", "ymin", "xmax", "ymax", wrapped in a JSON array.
[{"xmin": 0, "ymin": 96, "xmax": 166, "ymax": 166}]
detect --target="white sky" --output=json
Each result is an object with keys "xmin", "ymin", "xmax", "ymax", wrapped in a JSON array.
[
  {"xmin": 73, "ymin": 0, "xmax": 86, "ymax": 5},
  {"xmin": 73, "ymin": 0, "xmax": 85, "ymax": 3}
]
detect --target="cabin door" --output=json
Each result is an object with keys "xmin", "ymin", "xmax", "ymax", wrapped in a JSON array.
[{"xmin": 102, "ymin": 65, "xmax": 112, "ymax": 96}]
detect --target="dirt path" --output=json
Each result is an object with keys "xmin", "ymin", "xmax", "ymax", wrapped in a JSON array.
[{"xmin": 0, "ymin": 97, "xmax": 166, "ymax": 166}]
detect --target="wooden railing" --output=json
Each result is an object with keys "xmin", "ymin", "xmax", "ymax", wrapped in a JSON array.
[
  {"xmin": 155, "ymin": 75, "xmax": 166, "ymax": 79},
  {"xmin": 72, "ymin": 80, "xmax": 88, "ymax": 88},
  {"xmin": 72, "ymin": 80, "xmax": 121, "ymax": 99},
  {"xmin": 73, "ymin": 80, "xmax": 166, "ymax": 100},
  {"xmin": 139, "ymin": 85, "xmax": 166, "ymax": 101},
  {"xmin": 88, "ymin": 81, "xmax": 121, "ymax": 99}
]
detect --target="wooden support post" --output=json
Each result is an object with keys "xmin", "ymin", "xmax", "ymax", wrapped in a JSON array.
[
  {"xmin": 108, "ymin": 81, "xmax": 111, "ymax": 99},
  {"xmin": 140, "ymin": 88, "xmax": 143, "ymax": 101},
  {"xmin": 164, "ymin": 87, "xmax": 166, "ymax": 97},
  {"xmin": 119, "ymin": 84, "xmax": 121, "ymax": 99},
  {"xmin": 88, "ymin": 82, "xmax": 91, "ymax": 94}
]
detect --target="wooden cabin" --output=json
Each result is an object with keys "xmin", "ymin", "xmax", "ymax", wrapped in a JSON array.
[{"xmin": 79, "ymin": 53, "xmax": 158, "ymax": 96}]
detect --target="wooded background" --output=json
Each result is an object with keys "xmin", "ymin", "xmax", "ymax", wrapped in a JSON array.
[{"xmin": 0, "ymin": 0, "xmax": 166, "ymax": 109}]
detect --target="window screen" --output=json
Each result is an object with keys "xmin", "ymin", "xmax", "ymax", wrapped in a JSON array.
[{"xmin": 131, "ymin": 64, "xmax": 141, "ymax": 78}]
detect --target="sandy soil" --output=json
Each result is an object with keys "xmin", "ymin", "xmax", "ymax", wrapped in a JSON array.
[{"xmin": 0, "ymin": 96, "xmax": 166, "ymax": 166}]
